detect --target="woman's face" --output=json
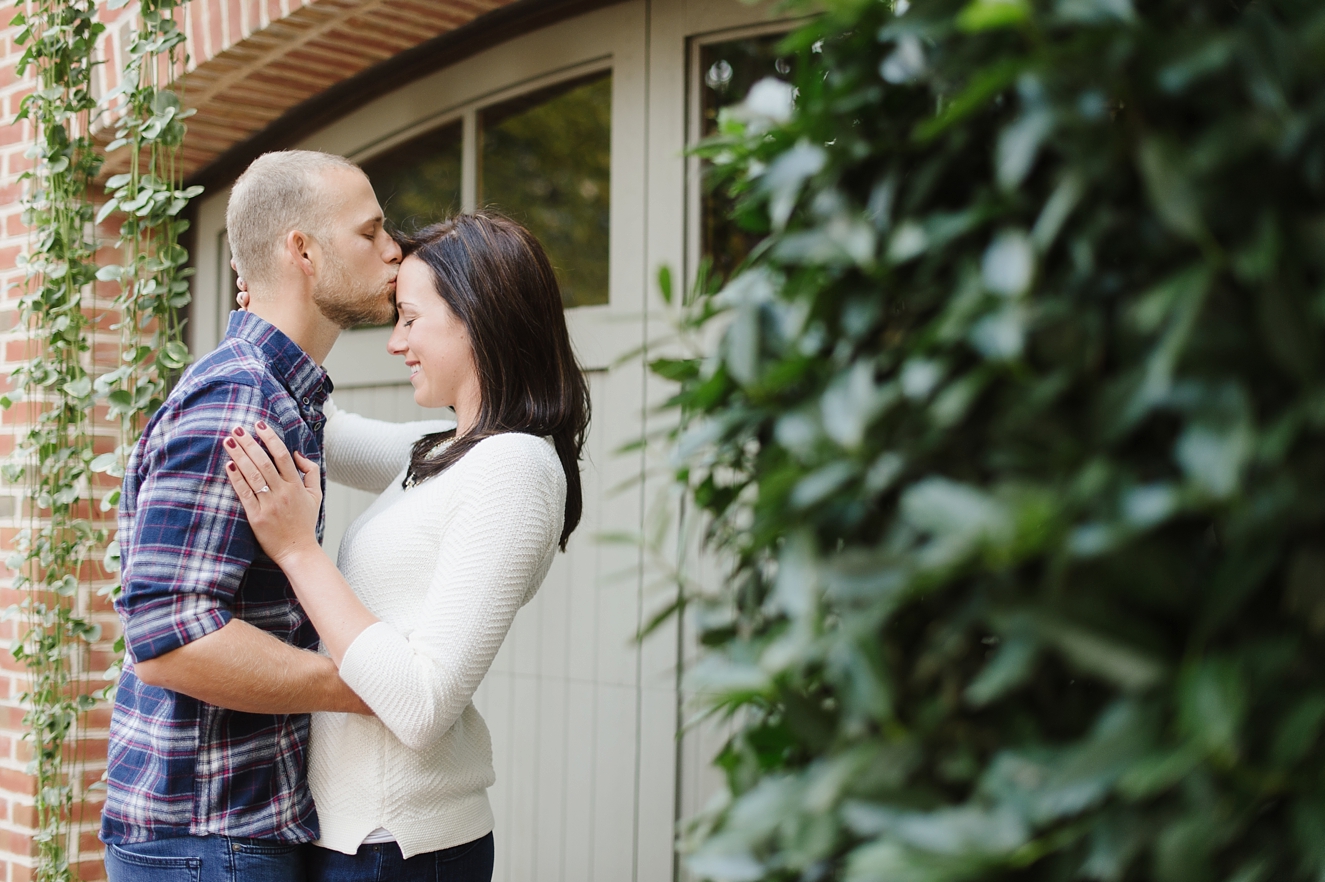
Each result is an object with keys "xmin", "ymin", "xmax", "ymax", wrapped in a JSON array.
[{"xmin": 386, "ymin": 256, "xmax": 480, "ymax": 419}]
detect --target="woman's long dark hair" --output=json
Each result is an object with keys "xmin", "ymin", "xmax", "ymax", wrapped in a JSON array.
[{"xmin": 398, "ymin": 212, "xmax": 590, "ymax": 550}]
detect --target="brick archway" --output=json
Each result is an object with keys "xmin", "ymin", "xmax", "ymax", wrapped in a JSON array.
[{"xmin": 95, "ymin": 0, "xmax": 602, "ymax": 182}]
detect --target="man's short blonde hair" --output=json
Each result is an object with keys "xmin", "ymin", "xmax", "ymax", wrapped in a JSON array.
[{"xmin": 226, "ymin": 150, "xmax": 362, "ymax": 285}]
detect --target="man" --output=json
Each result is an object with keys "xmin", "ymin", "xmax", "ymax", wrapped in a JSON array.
[{"xmin": 101, "ymin": 150, "xmax": 400, "ymax": 881}]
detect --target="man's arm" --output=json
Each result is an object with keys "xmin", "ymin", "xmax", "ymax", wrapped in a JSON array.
[
  {"xmin": 122, "ymin": 378, "xmax": 366, "ymax": 715},
  {"xmin": 135, "ymin": 618, "xmax": 370, "ymax": 715}
]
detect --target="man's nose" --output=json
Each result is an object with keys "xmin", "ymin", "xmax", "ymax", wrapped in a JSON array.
[{"xmin": 384, "ymin": 237, "xmax": 403, "ymax": 264}]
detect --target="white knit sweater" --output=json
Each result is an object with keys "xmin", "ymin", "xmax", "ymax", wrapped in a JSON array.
[{"xmin": 314, "ymin": 404, "xmax": 566, "ymax": 858}]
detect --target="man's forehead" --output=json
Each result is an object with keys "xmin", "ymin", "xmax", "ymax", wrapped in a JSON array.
[
  {"xmin": 354, "ymin": 208, "xmax": 385, "ymax": 227},
  {"xmin": 319, "ymin": 165, "xmax": 374, "ymax": 205},
  {"xmin": 329, "ymin": 183, "xmax": 385, "ymax": 227}
]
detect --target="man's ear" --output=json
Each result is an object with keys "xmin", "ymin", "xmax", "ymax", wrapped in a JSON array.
[{"xmin": 284, "ymin": 229, "xmax": 318, "ymax": 278}]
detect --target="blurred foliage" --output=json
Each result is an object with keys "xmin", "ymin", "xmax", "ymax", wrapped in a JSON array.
[{"xmin": 654, "ymin": 0, "xmax": 1325, "ymax": 879}]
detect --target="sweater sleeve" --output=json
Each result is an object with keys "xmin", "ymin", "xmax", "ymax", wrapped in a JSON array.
[
  {"xmin": 336, "ymin": 435, "xmax": 566, "ymax": 751},
  {"xmin": 323, "ymin": 398, "xmax": 457, "ymax": 493}
]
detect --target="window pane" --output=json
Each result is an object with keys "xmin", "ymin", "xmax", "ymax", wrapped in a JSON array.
[
  {"xmin": 480, "ymin": 72, "xmax": 611, "ymax": 309},
  {"xmin": 700, "ymin": 35, "xmax": 793, "ymax": 284},
  {"xmin": 362, "ymin": 121, "xmax": 463, "ymax": 234}
]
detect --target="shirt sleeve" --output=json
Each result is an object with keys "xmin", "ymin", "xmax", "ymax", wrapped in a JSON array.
[
  {"xmin": 119, "ymin": 381, "xmax": 273, "ymax": 663},
  {"xmin": 336, "ymin": 435, "xmax": 566, "ymax": 752},
  {"xmin": 323, "ymin": 397, "xmax": 457, "ymax": 493}
]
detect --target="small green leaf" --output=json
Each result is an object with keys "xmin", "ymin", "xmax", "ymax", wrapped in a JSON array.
[
  {"xmin": 61, "ymin": 377, "xmax": 92, "ymax": 399},
  {"xmin": 1035, "ymin": 616, "xmax": 1166, "ymax": 692},
  {"xmin": 791, "ymin": 462, "xmax": 858, "ymax": 509},
  {"xmin": 914, "ymin": 59, "xmax": 1022, "ymax": 142},
  {"xmin": 966, "ymin": 636, "xmax": 1038, "ymax": 707},
  {"xmin": 161, "ymin": 340, "xmax": 192, "ymax": 369},
  {"xmin": 1175, "ymin": 420, "xmax": 1251, "ymax": 499},
  {"xmin": 89, "ymin": 453, "xmax": 121, "ymax": 475},
  {"xmin": 1272, "ymin": 693, "xmax": 1325, "ymax": 768},
  {"xmin": 1177, "ymin": 656, "xmax": 1246, "ymax": 759},
  {"xmin": 94, "ymin": 263, "xmax": 124, "ymax": 282},
  {"xmin": 958, "ymin": 0, "xmax": 1032, "ymax": 31},
  {"xmin": 1138, "ymin": 138, "xmax": 1208, "ymax": 243},
  {"xmin": 1117, "ymin": 745, "xmax": 1201, "ymax": 800}
]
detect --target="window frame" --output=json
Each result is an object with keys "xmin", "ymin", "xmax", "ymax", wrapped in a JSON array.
[
  {"xmin": 684, "ymin": 19, "xmax": 809, "ymax": 294},
  {"xmin": 191, "ymin": 3, "xmax": 644, "ymax": 379}
]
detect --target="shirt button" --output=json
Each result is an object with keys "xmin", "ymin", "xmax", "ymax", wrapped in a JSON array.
[{"xmin": 301, "ymin": 397, "xmax": 310, "ymax": 405}]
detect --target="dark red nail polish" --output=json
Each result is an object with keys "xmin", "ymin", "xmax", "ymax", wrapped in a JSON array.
[
  {"xmin": 235, "ymin": 426, "xmax": 245, "ymax": 436},
  {"xmin": 227, "ymin": 462, "xmax": 236, "ymax": 471},
  {"xmin": 256, "ymin": 420, "xmax": 267, "ymax": 431},
  {"xmin": 225, "ymin": 438, "xmax": 236, "ymax": 448}
]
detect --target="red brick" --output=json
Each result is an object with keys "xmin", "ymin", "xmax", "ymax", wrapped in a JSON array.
[
  {"xmin": 0, "ymin": 766, "xmax": 35, "ymax": 797},
  {"xmin": 11, "ymin": 800, "xmax": 34, "ymax": 829},
  {"xmin": 83, "ymin": 707, "xmax": 112, "ymax": 730},
  {"xmin": 0, "ymin": 828, "xmax": 31, "ymax": 859},
  {"xmin": 0, "ymin": 704, "xmax": 29, "ymax": 732},
  {"xmin": 76, "ymin": 857, "xmax": 107, "ymax": 881}
]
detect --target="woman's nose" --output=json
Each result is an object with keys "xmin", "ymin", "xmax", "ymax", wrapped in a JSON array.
[{"xmin": 386, "ymin": 328, "xmax": 406, "ymax": 355}]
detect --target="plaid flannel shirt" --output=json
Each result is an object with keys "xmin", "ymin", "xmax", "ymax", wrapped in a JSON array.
[{"xmin": 101, "ymin": 311, "xmax": 331, "ymax": 845}]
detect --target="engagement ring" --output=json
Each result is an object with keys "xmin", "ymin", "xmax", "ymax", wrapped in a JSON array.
[{"xmin": 257, "ymin": 485, "xmax": 270, "ymax": 494}]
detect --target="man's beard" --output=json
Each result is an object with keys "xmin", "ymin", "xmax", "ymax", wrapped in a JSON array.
[{"xmin": 312, "ymin": 251, "xmax": 396, "ymax": 329}]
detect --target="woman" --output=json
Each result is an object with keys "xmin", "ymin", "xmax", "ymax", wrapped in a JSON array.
[{"xmin": 221, "ymin": 211, "xmax": 589, "ymax": 881}]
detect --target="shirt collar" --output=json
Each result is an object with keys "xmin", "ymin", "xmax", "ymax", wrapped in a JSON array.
[{"xmin": 224, "ymin": 310, "xmax": 333, "ymax": 408}]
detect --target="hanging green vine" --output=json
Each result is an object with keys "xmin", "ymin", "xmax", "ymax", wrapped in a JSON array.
[
  {"xmin": 3, "ymin": 0, "xmax": 197, "ymax": 878},
  {"xmin": 93, "ymin": 0, "xmax": 198, "ymax": 625},
  {"xmin": 5, "ymin": 1, "xmax": 106, "ymax": 878}
]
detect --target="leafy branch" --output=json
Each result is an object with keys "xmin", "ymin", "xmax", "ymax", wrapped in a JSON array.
[{"xmin": 5, "ymin": 0, "xmax": 198, "ymax": 877}]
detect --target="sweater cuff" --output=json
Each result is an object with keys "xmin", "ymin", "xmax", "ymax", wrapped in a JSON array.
[{"xmin": 339, "ymin": 621, "xmax": 406, "ymax": 709}]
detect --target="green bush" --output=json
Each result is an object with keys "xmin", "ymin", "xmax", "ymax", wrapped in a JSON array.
[{"xmin": 656, "ymin": 0, "xmax": 1325, "ymax": 879}]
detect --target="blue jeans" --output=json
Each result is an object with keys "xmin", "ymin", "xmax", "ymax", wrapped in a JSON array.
[
  {"xmin": 104, "ymin": 835, "xmax": 305, "ymax": 882},
  {"xmin": 308, "ymin": 833, "xmax": 494, "ymax": 882}
]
